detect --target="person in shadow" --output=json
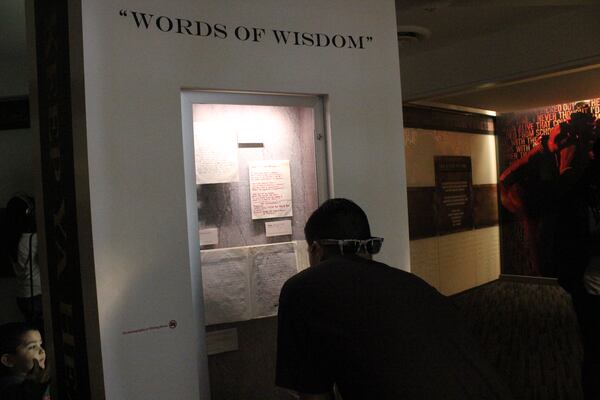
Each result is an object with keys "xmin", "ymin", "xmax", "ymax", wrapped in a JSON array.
[
  {"xmin": 276, "ymin": 198, "xmax": 513, "ymax": 399},
  {"xmin": 4, "ymin": 195, "xmax": 43, "ymax": 330}
]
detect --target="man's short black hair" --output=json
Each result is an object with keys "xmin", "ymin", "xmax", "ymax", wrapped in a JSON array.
[{"xmin": 304, "ymin": 198, "xmax": 371, "ymax": 243}]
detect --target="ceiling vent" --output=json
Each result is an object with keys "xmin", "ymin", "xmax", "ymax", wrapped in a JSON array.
[{"xmin": 397, "ymin": 25, "xmax": 431, "ymax": 47}]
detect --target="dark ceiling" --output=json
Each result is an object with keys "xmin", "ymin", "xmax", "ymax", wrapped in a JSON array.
[
  {"xmin": 396, "ymin": 0, "xmax": 600, "ymax": 113},
  {"xmin": 2, "ymin": 1, "xmax": 600, "ymax": 113}
]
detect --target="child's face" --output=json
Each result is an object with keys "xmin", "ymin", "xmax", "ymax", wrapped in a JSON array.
[{"xmin": 5, "ymin": 330, "xmax": 46, "ymax": 374}]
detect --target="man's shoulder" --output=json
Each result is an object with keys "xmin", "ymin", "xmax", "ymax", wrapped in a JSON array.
[
  {"xmin": 280, "ymin": 263, "xmax": 322, "ymax": 293},
  {"xmin": 282, "ymin": 256, "xmax": 427, "ymax": 293},
  {"xmin": 366, "ymin": 259, "xmax": 442, "ymax": 294}
]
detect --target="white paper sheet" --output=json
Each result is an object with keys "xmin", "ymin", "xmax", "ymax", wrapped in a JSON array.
[
  {"xmin": 294, "ymin": 240, "xmax": 311, "ymax": 272},
  {"xmin": 194, "ymin": 121, "xmax": 239, "ymax": 184},
  {"xmin": 250, "ymin": 243, "xmax": 297, "ymax": 318},
  {"xmin": 249, "ymin": 160, "xmax": 293, "ymax": 219},
  {"xmin": 200, "ymin": 242, "xmax": 306, "ymax": 325},
  {"xmin": 265, "ymin": 220, "xmax": 293, "ymax": 237},
  {"xmin": 201, "ymin": 248, "xmax": 250, "ymax": 325}
]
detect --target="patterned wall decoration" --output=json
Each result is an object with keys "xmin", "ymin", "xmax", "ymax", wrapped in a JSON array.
[
  {"xmin": 497, "ymin": 98, "xmax": 600, "ymax": 277},
  {"xmin": 34, "ymin": 1, "xmax": 92, "ymax": 398}
]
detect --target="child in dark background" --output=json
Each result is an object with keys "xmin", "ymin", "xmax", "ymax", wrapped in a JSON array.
[{"xmin": 0, "ymin": 322, "xmax": 50, "ymax": 400}]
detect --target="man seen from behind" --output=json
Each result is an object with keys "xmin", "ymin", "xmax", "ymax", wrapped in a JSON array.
[{"xmin": 276, "ymin": 198, "xmax": 513, "ymax": 400}]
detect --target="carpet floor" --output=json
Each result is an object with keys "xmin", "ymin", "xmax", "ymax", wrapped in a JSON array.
[{"xmin": 453, "ymin": 279, "xmax": 583, "ymax": 400}]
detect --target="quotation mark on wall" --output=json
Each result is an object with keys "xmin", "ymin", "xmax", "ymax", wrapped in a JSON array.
[{"xmin": 119, "ymin": 9, "xmax": 128, "ymax": 17}]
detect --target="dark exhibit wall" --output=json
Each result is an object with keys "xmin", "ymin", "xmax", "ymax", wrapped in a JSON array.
[{"xmin": 497, "ymin": 98, "xmax": 600, "ymax": 277}]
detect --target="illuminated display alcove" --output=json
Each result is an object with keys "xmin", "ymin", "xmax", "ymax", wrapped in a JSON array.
[{"xmin": 182, "ymin": 91, "xmax": 328, "ymax": 326}]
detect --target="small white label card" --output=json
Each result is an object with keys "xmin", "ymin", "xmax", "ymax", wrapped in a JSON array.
[
  {"xmin": 206, "ymin": 328, "xmax": 239, "ymax": 356},
  {"xmin": 265, "ymin": 220, "xmax": 293, "ymax": 237},
  {"xmin": 199, "ymin": 228, "xmax": 219, "ymax": 246},
  {"xmin": 294, "ymin": 240, "xmax": 310, "ymax": 272}
]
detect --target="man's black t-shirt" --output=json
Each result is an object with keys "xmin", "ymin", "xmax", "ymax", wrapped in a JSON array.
[{"xmin": 276, "ymin": 255, "xmax": 512, "ymax": 399}]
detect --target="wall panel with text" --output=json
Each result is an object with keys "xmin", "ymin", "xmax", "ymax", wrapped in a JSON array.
[{"xmin": 403, "ymin": 106, "xmax": 500, "ymax": 295}]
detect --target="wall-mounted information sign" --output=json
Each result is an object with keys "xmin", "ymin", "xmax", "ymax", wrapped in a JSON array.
[{"xmin": 435, "ymin": 156, "xmax": 474, "ymax": 235}]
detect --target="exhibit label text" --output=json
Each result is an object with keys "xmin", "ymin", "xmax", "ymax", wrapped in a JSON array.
[{"xmin": 118, "ymin": 9, "xmax": 374, "ymax": 50}]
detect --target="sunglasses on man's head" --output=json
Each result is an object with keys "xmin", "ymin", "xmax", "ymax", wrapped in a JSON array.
[{"xmin": 317, "ymin": 237, "xmax": 384, "ymax": 255}]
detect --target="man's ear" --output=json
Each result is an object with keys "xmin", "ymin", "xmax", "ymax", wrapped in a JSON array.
[
  {"xmin": 308, "ymin": 241, "xmax": 326, "ymax": 266},
  {"xmin": 1, "ymin": 353, "xmax": 15, "ymax": 368},
  {"xmin": 310, "ymin": 241, "xmax": 324, "ymax": 255}
]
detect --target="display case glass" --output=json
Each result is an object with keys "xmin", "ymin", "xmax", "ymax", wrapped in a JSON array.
[{"xmin": 182, "ymin": 92, "xmax": 328, "ymax": 325}]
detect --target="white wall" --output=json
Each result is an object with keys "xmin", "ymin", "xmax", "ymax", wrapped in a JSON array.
[
  {"xmin": 401, "ymin": 7, "xmax": 600, "ymax": 101},
  {"xmin": 410, "ymin": 227, "xmax": 500, "ymax": 294},
  {"xmin": 75, "ymin": 0, "xmax": 407, "ymax": 398}
]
